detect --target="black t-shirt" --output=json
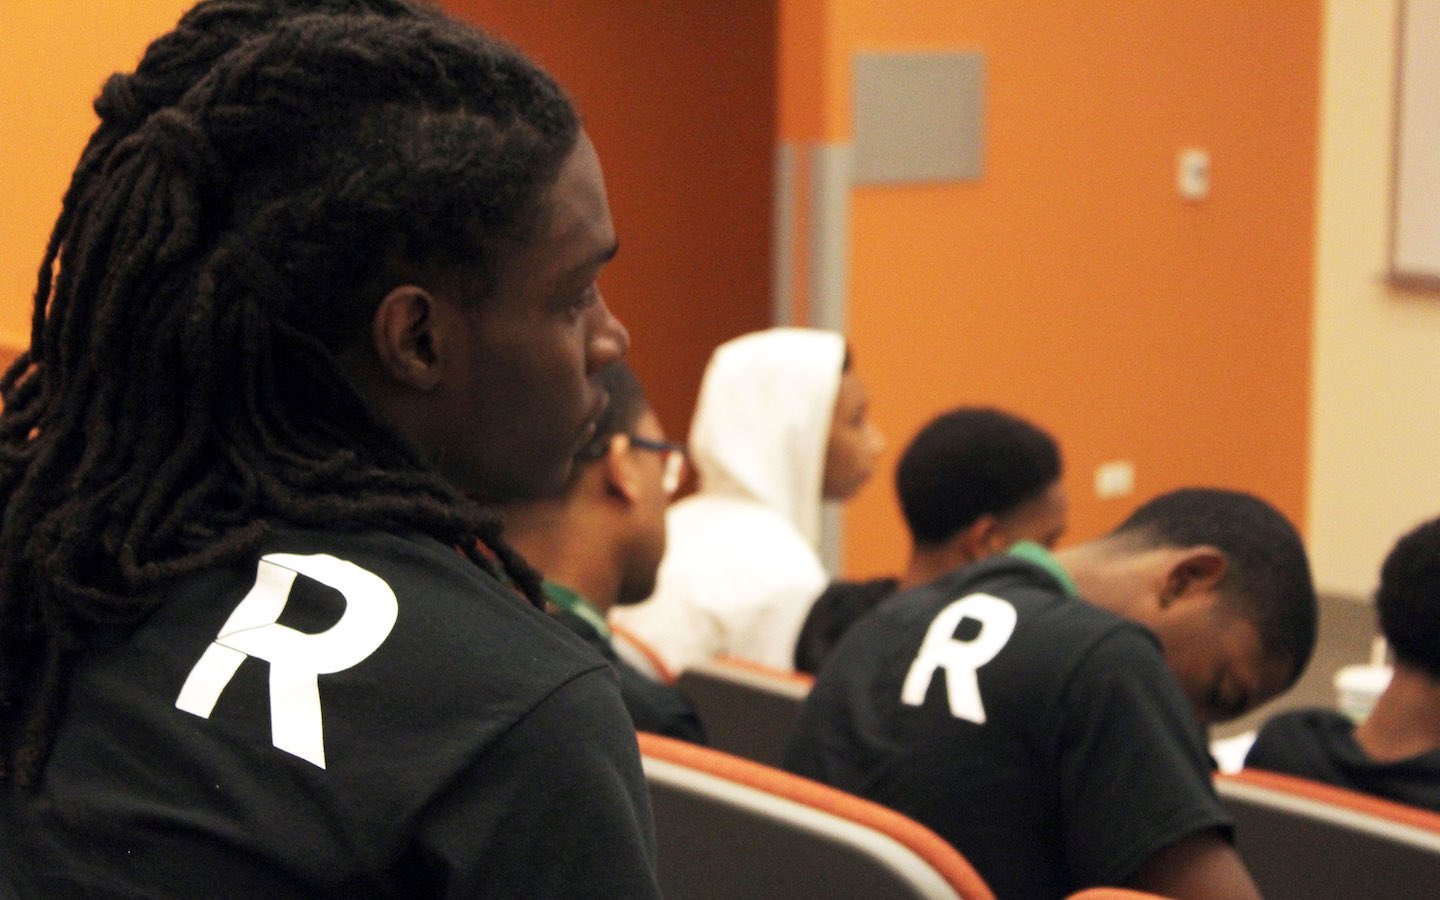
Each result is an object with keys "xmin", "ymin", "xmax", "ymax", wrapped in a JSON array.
[
  {"xmin": 0, "ymin": 529, "xmax": 660, "ymax": 899},
  {"xmin": 793, "ymin": 576, "xmax": 900, "ymax": 675},
  {"xmin": 1246, "ymin": 708, "xmax": 1440, "ymax": 812},
  {"xmin": 783, "ymin": 552, "xmax": 1230, "ymax": 898},
  {"xmin": 552, "ymin": 608, "xmax": 708, "ymax": 745}
]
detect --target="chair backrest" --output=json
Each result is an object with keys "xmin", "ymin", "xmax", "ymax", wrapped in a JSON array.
[
  {"xmin": 610, "ymin": 622, "xmax": 677, "ymax": 684},
  {"xmin": 637, "ymin": 732, "xmax": 995, "ymax": 900},
  {"xmin": 1216, "ymin": 768, "xmax": 1440, "ymax": 900},
  {"xmin": 675, "ymin": 656, "xmax": 813, "ymax": 767}
]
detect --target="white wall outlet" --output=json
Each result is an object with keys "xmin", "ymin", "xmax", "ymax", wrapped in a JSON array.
[
  {"xmin": 1094, "ymin": 460, "xmax": 1136, "ymax": 499},
  {"xmin": 1177, "ymin": 147, "xmax": 1210, "ymax": 200}
]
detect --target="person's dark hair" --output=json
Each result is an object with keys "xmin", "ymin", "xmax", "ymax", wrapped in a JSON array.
[
  {"xmin": 0, "ymin": 0, "xmax": 579, "ymax": 784},
  {"xmin": 1376, "ymin": 515, "xmax": 1440, "ymax": 677},
  {"xmin": 896, "ymin": 407, "xmax": 1062, "ymax": 546},
  {"xmin": 575, "ymin": 362, "xmax": 650, "ymax": 464},
  {"xmin": 1113, "ymin": 488, "xmax": 1318, "ymax": 687}
]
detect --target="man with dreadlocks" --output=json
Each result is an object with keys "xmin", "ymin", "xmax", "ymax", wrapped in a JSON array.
[{"xmin": 0, "ymin": 1, "xmax": 658, "ymax": 896}]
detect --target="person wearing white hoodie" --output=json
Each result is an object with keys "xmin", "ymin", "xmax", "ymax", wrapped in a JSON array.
[{"xmin": 610, "ymin": 327, "xmax": 885, "ymax": 674}]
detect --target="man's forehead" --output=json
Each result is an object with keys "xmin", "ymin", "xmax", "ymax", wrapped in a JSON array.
[
  {"xmin": 836, "ymin": 370, "xmax": 866, "ymax": 407},
  {"xmin": 1248, "ymin": 650, "xmax": 1298, "ymax": 705},
  {"xmin": 1228, "ymin": 619, "xmax": 1294, "ymax": 710},
  {"xmin": 634, "ymin": 410, "xmax": 664, "ymax": 439},
  {"xmin": 542, "ymin": 134, "xmax": 612, "ymax": 243}
]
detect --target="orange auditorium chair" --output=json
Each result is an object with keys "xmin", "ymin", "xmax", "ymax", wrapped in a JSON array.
[
  {"xmin": 1217, "ymin": 767, "xmax": 1440, "ymax": 900},
  {"xmin": 638, "ymin": 733, "xmax": 1177, "ymax": 899},
  {"xmin": 637, "ymin": 731, "xmax": 994, "ymax": 899},
  {"xmin": 610, "ymin": 622, "xmax": 678, "ymax": 684},
  {"xmin": 674, "ymin": 656, "xmax": 813, "ymax": 767}
]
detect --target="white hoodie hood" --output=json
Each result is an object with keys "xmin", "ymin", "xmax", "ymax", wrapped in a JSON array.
[
  {"xmin": 686, "ymin": 327, "xmax": 845, "ymax": 548},
  {"xmin": 610, "ymin": 328, "xmax": 845, "ymax": 673}
]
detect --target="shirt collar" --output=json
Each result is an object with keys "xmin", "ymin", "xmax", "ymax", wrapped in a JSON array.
[
  {"xmin": 1006, "ymin": 540, "xmax": 1079, "ymax": 598},
  {"xmin": 541, "ymin": 580, "xmax": 613, "ymax": 642}
]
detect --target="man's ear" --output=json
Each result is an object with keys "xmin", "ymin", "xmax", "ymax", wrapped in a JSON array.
[
  {"xmin": 1160, "ymin": 547, "xmax": 1228, "ymax": 607},
  {"xmin": 976, "ymin": 515, "xmax": 1016, "ymax": 556},
  {"xmin": 370, "ymin": 285, "xmax": 445, "ymax": 391},
  {"xmin": 939, "ymin": 515, "xmax": 1002, "ymax": 567},
  {"xmin": 602, "ymin": 434, "xmax": 643, "ymax": 504}
]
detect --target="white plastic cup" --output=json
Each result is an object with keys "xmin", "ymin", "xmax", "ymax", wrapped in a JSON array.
[{"xmin": 1334, "ymin": 663, "xmax": 1392, "ymax": 723}]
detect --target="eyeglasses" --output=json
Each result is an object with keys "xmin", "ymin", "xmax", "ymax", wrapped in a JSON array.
[{"xmin": 628, "ymin": 435, "xmax": 688, "ymax": 497}]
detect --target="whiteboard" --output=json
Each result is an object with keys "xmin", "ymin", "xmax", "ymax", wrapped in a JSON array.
[{"xmin": 1391, "ymin": 0, "xmax": 1440, "ymax": 287}]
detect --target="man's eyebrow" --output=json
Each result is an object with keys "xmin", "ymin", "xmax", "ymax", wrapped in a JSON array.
[
  {"xmin": 558, "ymin": 239, "xmax": 618, "ymax": 285},
  {"xmin": 581, "ymin": 239, "xmax": 619, "ymax": 271},
  {"xmin": 1223, "ymin": 678, "xmax": 1250, "ymax": 716}
]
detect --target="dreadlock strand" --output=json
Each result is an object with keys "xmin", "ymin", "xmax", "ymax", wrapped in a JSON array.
[
  {"xmin": 481, "ymin": 521, "xmax": 546, "ymax": 610},
  {"xmin": 147, "ymin": 465, "xmax": 240, "ymax": 552},
  {"xmin": 45, "ymin": 172, "xmax": 164, "ymax": 395},
  {"xmin": 0, "ymin": 362, "xmax": 41, "ymax": 444},
  {"xmin": 119, "ymin": 375, "xmax": 219, "ymax": 582}
]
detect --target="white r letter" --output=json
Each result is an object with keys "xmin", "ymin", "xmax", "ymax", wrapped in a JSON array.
[
  {"xmin": 176, "ymin": 553, "xmax": 398, "ymax": 768},
  {"xmin": 900, "ymin": 593, "xmax": 1017, "ymax": 724}
]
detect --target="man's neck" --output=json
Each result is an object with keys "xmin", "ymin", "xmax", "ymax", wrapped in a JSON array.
[
  {"xmin": 1051, "ymin": 538, "xmax": 1161, "ymax": 617},
  {"xmin": 503, "ymin": 507, "xmax": 622, "ymax": 615},
  {"xmin": 898, "ymin": 541, "xmax": 990, "ymax": 590},
  {"xmin": 900, "ymin": 545, "xmax": 974, "ymax": 590},
  {"xmin": 1354, "ymin": 663, "xmax": 1440, "ymax": 762}
]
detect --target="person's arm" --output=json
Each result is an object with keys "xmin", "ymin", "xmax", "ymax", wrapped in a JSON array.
[
  {"xmin": 1127, "ymin": 830, "xmax": 1261, "ymax": 900},
  {"xmin": 405, "ymin": 666, "xmax": 660, "ymax": 898},
  {"xmin": 1057, "ymin": 627, "xmax": 1251, "ymax": 897}
]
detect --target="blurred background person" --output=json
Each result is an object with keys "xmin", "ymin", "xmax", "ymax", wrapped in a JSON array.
[
  {"xmin": 786, "ymin": 488, "xmax": 1318, "ymax": 899},
  {"xmin": 612, "ymin": 327, "xmax": 884, "ymax": 674},
  {"xmin": 1246, "ymin": 514, "xmax": 1440, "ymax": 811},
  {"xmin": 796, "ymin": 406, "xmax": 1066, "ymax": 673},
  {"xmin": 502, "ymin": 363, "xmax": 706, "ymax": 743}
]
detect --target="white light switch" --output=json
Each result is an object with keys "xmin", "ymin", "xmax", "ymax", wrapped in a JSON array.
[
  {"xmin": 1094, "ymin": 460, "xmax": 1136, "ymax": 498},
  {"xmin": 1177, "ymin": 148, "xmax": 1210, "ymax": 200}
]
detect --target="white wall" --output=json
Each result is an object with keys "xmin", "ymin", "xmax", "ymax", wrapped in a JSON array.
[{"xmin": 1308, "ymin": 0, "xmax": 1440, "ymax": 598}]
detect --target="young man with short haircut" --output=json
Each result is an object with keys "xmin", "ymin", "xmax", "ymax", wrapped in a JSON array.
[
  {"xmin": 1247, "ymin": 513, "xmax": 1440, "ymax": 811},
  {"xmin": 612, "ymin": 327, "xmax": 886, "ymax": 674},
  {"xmin": 501, "ymin": 362, "xmax": 705, "ymax": 743},
  {"xmin": 786, "ymin": 489, "xmax": 1317, "ymax": 899},
  {"xmin": 796, "ymin": 406, "xmax": 1066, "ymax": 673}
]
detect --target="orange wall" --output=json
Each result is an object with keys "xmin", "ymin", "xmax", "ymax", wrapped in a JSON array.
[
  {"xmin": 3, "ymin": 2, "xmax": 778, "ymax": 444},
  {"xmin": 445, "ymin": 1, "xmax": 779, "ymax": 442},
  {"xmin": 814, "ymin": 2, "xmax": 1321, "ymax": 577},
  {"xmin": 1, "ymin": 1, "xmax": 195, "ymax": 355},
  {"xmin": 4, "ymin": 4, "xmax": 1320, "ymax": 584},
  {"xmin": 778, "ymin": 0, "xmax": 829, "ymax": 143}
]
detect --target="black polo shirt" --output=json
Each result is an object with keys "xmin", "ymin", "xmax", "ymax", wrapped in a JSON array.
[
  {"xmin": 784, "ymin": 545, "xmax": 1230, "ymax": 898},
  {"xmin": 1, "ymin": 529, "xmax": 659, "ymax": 898}
]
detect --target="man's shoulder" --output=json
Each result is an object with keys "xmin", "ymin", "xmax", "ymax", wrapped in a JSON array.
[
  {"xmin": 20, "ymin": 528, "xmax": 640, "ymax": 896},
  {"xmin": 250, "ymin": 528, "xmax": 500, "ymax": 599},
  {"xmin": 835, "ymin": 554, "xmax": 1160, "ymax": 714},
  {"xmin": 882, "ymin": 555, "xmax": 1133, "ymax": 643},
  {"xmin": 1248, "ymin": 707, "xmax": 1357, "ymax": 767},
  {"xmin": 821, "ymin": 577, "xmax": 902, "ymax": 607},
  {"xmin": 1257, "ymin": 707, "xmax": 1354, "ymax": 738},
  {"xmin": 144, "ymin": 528, "xmax": 607, "ymax": 706}
]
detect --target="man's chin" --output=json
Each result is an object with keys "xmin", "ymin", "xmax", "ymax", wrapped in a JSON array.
[
  {"xmin": 472, "ymin": 459, "xmax": 573, "ymax": 506},
  {"xmin": 529, "ymin": 459, "xmax": 576, "ymax": 501},
  {"xmin": 615, "ymin": 579, "xmax": 657, "ymax": 607}
]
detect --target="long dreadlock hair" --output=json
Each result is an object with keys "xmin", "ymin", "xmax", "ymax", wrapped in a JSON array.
[{"xmin": 0, "ymin": 0, "xmax": 577, "ymax": 785}]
